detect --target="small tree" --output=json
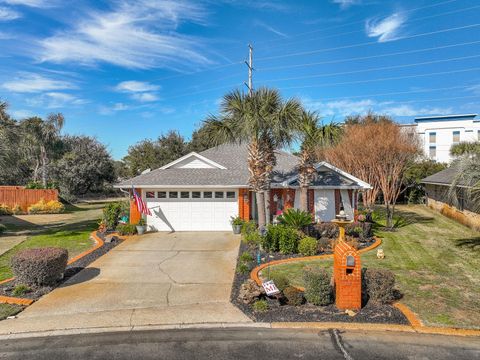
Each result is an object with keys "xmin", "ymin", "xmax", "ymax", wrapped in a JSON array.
[{"xmin": 325, "ymin": 114, "xmax": 419, "ymax": 228}]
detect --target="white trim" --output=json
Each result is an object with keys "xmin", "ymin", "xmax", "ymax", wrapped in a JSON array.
[
  {"xmin": 281, "ymin": 161, "xmax": 371, "ymax": 190},
  {"xmin": 160, "ymin": 152, "xmax": 226, "ymax": 170},
  {"xmin": 271, "ymin": 184, "xmax": 363, "ymax": 190},
  {"xmin": 415, "ymin": 113, "xmax": 477, "ymax": 121},
  {"xmin": 115, "ymin": 184, "xmax": 244, "ymax": 189}
]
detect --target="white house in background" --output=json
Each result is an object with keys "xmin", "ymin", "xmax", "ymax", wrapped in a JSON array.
[{"xmin": 400, "ymin": 114, "xmax": 479, "ymax": 163}]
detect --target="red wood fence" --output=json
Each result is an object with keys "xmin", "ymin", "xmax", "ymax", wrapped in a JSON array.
[{"xmin": 0, "ymin": 186, "xmax": 59, "ymax": 211}]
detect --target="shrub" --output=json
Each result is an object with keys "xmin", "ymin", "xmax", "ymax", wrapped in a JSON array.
[
  {"xmin": 362, "ymin": 268, "xmax": 396, "ymax": 304},
  {"xmin": 298, "ymin": 236, "xmax": 317, "ymax": 256},
  {"xmin": 116, "ymin": 223, "xmax": 137, "ymax": 235},
  {"xmin": 0, "ymin": 224, "xmax": 6, "ymax": 235},
  {"xmin": 236, "ymin": 262, "xmax": 250, "ymax": 275},
  {"xmin": 11, "ymin": 247, "xmax": 68, "ymax": 286},
  {"xmin": 303, "ymin": 266, "xmax": 332, "ymax": 306},
  {"xmin": 239, "ymin": 251, "xmax": 254, "ymax": 263},
  {"xmin": 277, "ymin": 208, "xmax": 313, "ymax": 230},
  {"xmin": 103, "ymin": 201, "xmax": 129, "ymax": 230},
  {"xmin": 241, "ymin": 220, "xmax": 257, "ymax": 236},
  {"xmin": 345, "ymin": 236, "xmax": 359, "ymax": 250},
  {"xmin": 12, "ymin": 284, "xmax": 31, "ymax": 297},
  {"xmin": 283, "ymin": 286, "xmax": 304, "ymax": 306},
  {"xmin": 11, "ymin": 204, "xmax": 24, "ymax": 215},
  {"xmin": 317, "ymin": 237, "xmax": 332, "ymax": 253},
  {"xmin": 345, "ymin": 222, "xmax": 372, "ymax": 239},
  {"xmin": 0, "ymin": 204, "xmax": 12, "ymax": 216},
  {"xmin": 263, "ymin": 225, "xmax": 300, "ymax": 254},
  {"xmin": 230, "ymin": 216, "xmax": 244, "ymax": 226},
  {"xmin": 270, "ymin": 273, "xmax": 289, "ymax": 291},
  {"xmin": 243, "ymin": 231, "xmax": 263, "ymax": 246},
  {"xmin": 313, "ymin": 223, "xmax": 338, "ymax": 239},
  {"xmin": 27, "ymin": 199, "xmax": 64, "ymax": 214},
  {"xmin": 252, "ymin": 299, "xmax": 268, "ymax": 312}
]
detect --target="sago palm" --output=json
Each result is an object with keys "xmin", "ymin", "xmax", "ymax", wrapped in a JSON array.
[{"xmin": 202, "ymin": 87, "xmax": 301, "ymax": 229}]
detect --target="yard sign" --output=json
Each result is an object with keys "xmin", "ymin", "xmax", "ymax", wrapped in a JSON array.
[{"xmin": 262, "ymin": 280, "xmax": 280, "ymax": 296}]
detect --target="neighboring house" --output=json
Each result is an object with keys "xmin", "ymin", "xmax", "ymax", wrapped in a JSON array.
[
  {"xmin": 421, "ymin": 166, "xmax": 480, "ymax": 231},
  {"xmin": 115, "ymin": 143, "xmax": 371, "ymax": 232},
  {"xmin": 400, "ymin": 114, "xmax": 479, "ymax": 163}
]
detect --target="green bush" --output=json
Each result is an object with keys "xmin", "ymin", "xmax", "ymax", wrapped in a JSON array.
[
  {"xmin": 298, "ymin": 236, "xmax": 317, "ymax": 256},
  {"xmin": 0, "ymin": 204, "xmax": 12, "ymax": 216},
  {"xmin": 230, "ymin": 216, "xmax": 244, "ymax": 226},
  {"xmin": 252, "ymin": 299, "xmax": 268, "ymax": 312},
  {"xmin": 263, "ymin": 225, "xmax": 300, "ymax": 254},
  {"xmin": 283, "ymin": 286, "xmax": 304, "ymax": 306},
  {"xmin": 277, "ymin": 208, "xmax": 313, "ymax": 230},
  {"xmin": 11, "ymin": 247, "xmax": 68, "ymax": 286},
  {"xmin": 303, "ymin": 266, "xmax": 332, "ymax": 306},
  {"xmin": 103, "ymin": 201, "xmax": 129, "ymax": 230},
  {"xmin": 116, "ymin": 223, "xmax": 137, "ymax": 235},
  {"xmin": 270, "ymin": 273, "xmax": 289, "ymax": 291},
  {"xmin": 313, "ymin": 223, "xmax": 338, "ymax": 239},
  {"xmin": 12, "ymin": 284, "xmax": 31, "ymax": 297},
  {"xmin": 0, "ymin": 224, "xmax": 6, "ymax": 235},
  {"xmin": 236, "ymin": 262, "xmax": 250, "ymax": 275},
  {"xmin": 362, "ymin": 268, "xmax": 396, "ymax": 304},
  {"xmin": 240, "ymin": 251, "xmax": 254, "ymax": 263},
  {"xmin": 243, "ymin": 231, "xmax": 263, "ymax": 246},
  {"xmin": 241, "ymin": 220, "xmax": 257, "ymax": 235}
]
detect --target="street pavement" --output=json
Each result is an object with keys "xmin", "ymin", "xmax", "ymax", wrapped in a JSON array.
[{"xmin": 0, "ymin": 327, "xmax": 478, "ymax": 359}]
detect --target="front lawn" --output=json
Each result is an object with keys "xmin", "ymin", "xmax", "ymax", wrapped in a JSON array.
[
  {"xmin": 263, "ymin": 205, "xmax": 480, "ymax": 329},
  {"xmin": 0, "ymin": 303, "xmax": 22, "ymax": 320}
]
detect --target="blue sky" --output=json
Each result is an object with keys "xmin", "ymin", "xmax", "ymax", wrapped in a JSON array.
[{"xmin": 0, "ymin": 0, "xmax": 479, "ymax": 159}]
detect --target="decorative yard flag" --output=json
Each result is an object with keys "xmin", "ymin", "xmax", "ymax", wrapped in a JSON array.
[{"xmin": 132, "ymin": 186, "xmax": 151, "ymax": 216}]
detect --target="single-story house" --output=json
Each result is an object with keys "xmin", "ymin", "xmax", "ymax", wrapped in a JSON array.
[
  {"xmin": 115, "ymin": 143, "xmax": 371, "ymax": 232},
  {"xmin": 422, "ymin": 166, "xmax": 480, "ymax": 231}
]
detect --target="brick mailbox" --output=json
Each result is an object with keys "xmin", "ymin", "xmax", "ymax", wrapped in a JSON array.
[{"xmin": 333, "ymin": 240, "xmax": 362, "ymax": 310}]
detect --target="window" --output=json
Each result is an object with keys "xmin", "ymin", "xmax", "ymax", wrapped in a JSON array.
[
  {"xmin": 192, "ymin": 191, "xmax": 201, "ymax": 198},
  {"xmin": 157, "ymin": 191, "xmax": 167, "ymax": 198},
  {"xmin": 429, "ymin": 145, "xmax": 436, "ymax": 158},
  {"xmin": 453, "ymin": 131, "xmax": 460, "ymax": 143},
  {"xmin": 226, "ymin": 191, "xmax": 236, "ymax": 199},
  {"xmin": 203, "ymin": 191, "xmax": 212, "ymax": 198},
  {"xmin": 215, "ymin": 191, "xmax": 224, "ymax": 198},
  {"xmin": 180, "ymin": 191, "xmax": 190, "ymax": 198},
  {"xmin": 429, "ymin": 132, "xmax": 436, "ymax": 143},
  {"xmin": 169, "ymin": 191, "xmax": 178, "ymax": 198},
  {"xmin": 146, "ymin": 191, "xmax": 155, "ymax": 198}
]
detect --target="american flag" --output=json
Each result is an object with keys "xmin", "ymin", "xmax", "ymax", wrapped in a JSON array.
[{"xmin": 132, "ymin": 187, "xmax": 151, "ymax": 216}]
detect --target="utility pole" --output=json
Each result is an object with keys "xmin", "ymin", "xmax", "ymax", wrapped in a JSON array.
[{"xmin": 244, "ymin": 44, "xmax": 253, "ymax": 96}]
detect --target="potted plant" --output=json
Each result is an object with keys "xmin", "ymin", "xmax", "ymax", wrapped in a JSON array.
[
  {"xmin": 230, "ymin": 216, "xmax": 244, "ymax": 234},
  {"xmin": 136, "ymin": 218, "xmax": 147, "ymax": 235}
]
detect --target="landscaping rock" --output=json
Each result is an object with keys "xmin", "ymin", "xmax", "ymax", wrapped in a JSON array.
[
  {"xmin": 105, "ymin": 235, "xmax": 119, "ymax": 243},
  {"xmin": 238, "ymin": 279, "xmax": 264, "ymax": 304}
]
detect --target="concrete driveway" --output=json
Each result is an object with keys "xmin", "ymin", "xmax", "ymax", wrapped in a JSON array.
[{"xmin": 0, "ymin": 232, "xmax": 250, "ymax": 335}]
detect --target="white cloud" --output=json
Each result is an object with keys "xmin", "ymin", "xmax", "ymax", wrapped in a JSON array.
[
  {"xmin": 366, "ymin": 12, "xmax": 406, "ymax": 42},
  {"xmin": 0, "ymin": 6, "xmax": 20, "ymax": 20},
  {"xmin": 115, "ymin": 80, "xmax": 160, "ymax": 93},
  {"xmin": 25, "ymin": 92, "xmax": 87, "ymax": 109},
  {"xmin": 466, "ymin": 84, "xmax": 480, "ymax": 95},
  {"xmin": 11, "ymin": 109, "xmax": 34, "ymax": 118},
  {"xmin": 303, "ymin": 97, "xmax": 452, "ymax": 118},
  {"xmin": 37, "ymin": 0, "xmax": 211, "ymax": 70},
  {"xmin": 1, "ymin": 72, "xmax": 75, "ymax": 93},
  {"xmin": 99, "ymin": 102, "xmax": 130, "ymax": 115},
  {"xmin": 131, "ymin": 92, "xmax": 159, "ymax": 102},
  {"xmin": 332, "ymin": 0, "xmax": 361, "ymax": 10},
  {"xmin": 255, "ymin": 21, "xmax": 287, "ymax": 38},
  {"xmin": 0, "ymin": 0, "xmax": 55, "ymax": 7}
]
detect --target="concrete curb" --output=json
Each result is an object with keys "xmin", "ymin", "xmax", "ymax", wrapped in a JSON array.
[{"xmin": 0, "ymin": 231, "xmax": 104, "ymax": 305}]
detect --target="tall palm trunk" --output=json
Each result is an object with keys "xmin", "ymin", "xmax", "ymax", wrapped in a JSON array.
[
  {"xmin": 247, "ymin": 140, "xmax": 267, "ymax": 229},
  {"xmin": 298, "ymin": 149, "xmax": 315, "ymax": 212}
]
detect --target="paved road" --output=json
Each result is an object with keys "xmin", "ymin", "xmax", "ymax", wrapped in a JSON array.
[{"xmin": 0, "ymin": 328, "xmax": 478, "ymax": 359}]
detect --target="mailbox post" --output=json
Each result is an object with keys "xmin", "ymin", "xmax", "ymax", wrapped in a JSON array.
[{"xmin": 332, "ymin": 211, "xmax": 362, "ymax": 311}]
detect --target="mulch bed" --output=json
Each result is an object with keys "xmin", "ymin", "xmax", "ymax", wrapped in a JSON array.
[
  {"xmin": 230, "ymin": 240, "xmax": 409, "ymax": 325},
  {"xmin": 0, "ymin": 232, "xmax": 122, "ymax": 301}
]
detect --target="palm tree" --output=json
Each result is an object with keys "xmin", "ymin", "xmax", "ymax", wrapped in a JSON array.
[
  {"xmin": 449, "ymin": 152, "xmax": 480, "ymax": 213},
  {"xmin": 295, "ymin": 111, "xmax": 342, "ymax": 211},
  {"xmin": 202, "ymin": 88, "xmax": 301, "ymax": 229}
]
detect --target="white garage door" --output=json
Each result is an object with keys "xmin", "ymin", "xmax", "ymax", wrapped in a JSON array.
[{"xmin": 143, "ymin": 189, "xmax": 238, "ymax": 231}]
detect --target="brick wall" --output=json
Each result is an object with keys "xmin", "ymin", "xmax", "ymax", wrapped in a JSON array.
[{"xmin": 333, "ymin": 241, "xmax": 362, "ymax": 310}]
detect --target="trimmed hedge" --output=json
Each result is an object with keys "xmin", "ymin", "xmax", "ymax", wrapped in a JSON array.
[
  {"xmin": 303, "ymin": 266, "xmax": 332, "ymax": 306},
  {"xmin": 362, "ymin": 268, "xmax": 396, "ymax": 304},
  {"xmin": 11, "ymin": 247, "xmax": 68, "ymax": 286},
  {"xmin": 298, "ymin": 236, "xmax": 317, "ymax": 256},
  {"xmin": 263, "ymin": 224, "xmax": 300, "ymax": 254}
]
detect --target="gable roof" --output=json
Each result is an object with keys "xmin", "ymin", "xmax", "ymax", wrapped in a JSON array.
[{"xmin": 115, "ymin": 143, "xmax": 370, "ymax": 189}]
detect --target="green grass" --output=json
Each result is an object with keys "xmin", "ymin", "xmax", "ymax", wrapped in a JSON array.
[
  {"xmin": 263, "ymin": 205, "xmax": 480, "ymax": 329},
  {"xmin": 0, "ymin": 202, "xmax": 104, "ymax": 282},
  {"xmin": 0, "ymin": 303, "xmax": 22, "ymax": 320}
]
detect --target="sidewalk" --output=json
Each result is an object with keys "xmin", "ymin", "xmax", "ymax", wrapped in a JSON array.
[{"xmin": 0, "ymin": 235, "xmax": 26, "ymax": 256}]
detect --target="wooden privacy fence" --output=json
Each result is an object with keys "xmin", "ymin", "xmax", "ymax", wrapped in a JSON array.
[{"xmin": 0, "ymin": 186, "xmax": 58, "ymax": 211}]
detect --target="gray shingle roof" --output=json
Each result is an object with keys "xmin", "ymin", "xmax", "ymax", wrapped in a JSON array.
[{"xmin": 421, "ymin": 165, "xmax": 468, "ymax": 187}]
